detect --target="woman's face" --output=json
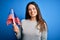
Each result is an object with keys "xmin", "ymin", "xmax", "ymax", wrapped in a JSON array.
[{"xmin": 28, "ymin": 4, "xmax": 37, "ymax": 18}]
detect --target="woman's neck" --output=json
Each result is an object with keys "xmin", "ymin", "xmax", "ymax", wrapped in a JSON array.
[{"xmin": 30, "ymin": 17, "xmax": 36, "ymax": 21}]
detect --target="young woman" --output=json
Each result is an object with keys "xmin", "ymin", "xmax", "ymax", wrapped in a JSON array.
[{"xmin": 13, "ymin": 2, "xmax": 47, "ymax": 40}]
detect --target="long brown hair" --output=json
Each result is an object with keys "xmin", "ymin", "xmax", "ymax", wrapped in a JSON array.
[{"xmin": 25, "ymin": 2, "xmax": 47, "ymax": 32}]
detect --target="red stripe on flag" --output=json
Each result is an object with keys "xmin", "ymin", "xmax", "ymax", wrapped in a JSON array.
[
  {"xmin": 15, "ymin": 17, "xmax": 21, "ymax": 25},
  {"xmin": 7, "ymin": 14, "xmax": 13, "ymax": 25},
  {"xmin": 7, "ymin": 14, "xmax": 21, "ymax": 25}
]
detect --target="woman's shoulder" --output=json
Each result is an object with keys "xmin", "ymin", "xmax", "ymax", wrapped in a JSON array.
[
  {"xmin": 21, "ymin": 19, "xmax": 28, "ymax": 23},
  {"xmin": 21, "ymin": 19, "xmax": 25, "ymax": 22}
]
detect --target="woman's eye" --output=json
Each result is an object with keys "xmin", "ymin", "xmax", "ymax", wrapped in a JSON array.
[
  {"xmin": 28, "ymin": 9, "xmax": 31, "ymax": 11},
  {"xmin": 33, "ymin": 8, "xmax": 36, "ymax": 10}
]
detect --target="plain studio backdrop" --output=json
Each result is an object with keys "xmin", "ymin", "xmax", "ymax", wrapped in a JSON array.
[{"xmin": 0, "ymin": 0, "xmax": 60, "ymax": 40}]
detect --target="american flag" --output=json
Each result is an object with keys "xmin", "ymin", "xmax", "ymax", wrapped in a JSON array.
[{"xmin": 6, "ymin": 9, "xmax": 21, "ymax": 26}]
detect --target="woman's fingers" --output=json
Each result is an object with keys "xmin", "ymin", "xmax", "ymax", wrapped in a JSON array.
[{"xmin": 13, "ymin": 23, "xmax": 20, "ymax": 33}]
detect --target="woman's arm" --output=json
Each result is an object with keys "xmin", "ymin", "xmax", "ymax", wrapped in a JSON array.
[
  {"xmin": 41, "ymin": 23, "xmax": 47, "ymax": 40},
  {"xmin": 41, "ymin": 30, "xmax": 47, "ymax": 40},
  {"xmin": 13, "ymin": 23, "xmax": 21, "ymax": 40}
]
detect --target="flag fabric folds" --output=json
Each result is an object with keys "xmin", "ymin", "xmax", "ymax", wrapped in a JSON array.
[
  {"xmin": 6, "ymin": 9, "xmax": 22, "ymax": 40},
  {"xmin": 6, "ymin": 9, "xmax": 21, "ymax": 26}
]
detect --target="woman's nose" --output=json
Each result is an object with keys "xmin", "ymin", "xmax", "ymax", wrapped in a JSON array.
[{"xmin": 31, "ymin": 9, "xmax": 33, "ymax": 12}]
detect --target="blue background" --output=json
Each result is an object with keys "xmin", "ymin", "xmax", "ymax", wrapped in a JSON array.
[{"xmin": 0, "ymin": 0, "xmax": 60, "ymax": 40}]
